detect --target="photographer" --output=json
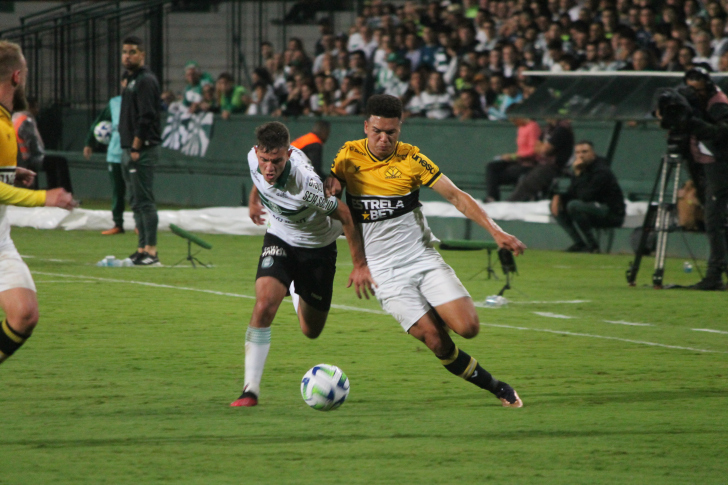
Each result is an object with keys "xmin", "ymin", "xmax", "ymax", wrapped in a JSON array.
[{"xmin": 660, "ymin": 68, "xmax": 728, "ymax": 290}]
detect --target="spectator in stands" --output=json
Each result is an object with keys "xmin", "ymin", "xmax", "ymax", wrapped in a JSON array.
[
  {"xmin": 320, "ymin": 75, "xmax": 340, "ymax": 116},
  {"xmin": 636, "ymin": 6, "xmax": 657, "ymax": 47},
  {"xmin": 453, "ymin": 89, "xmax": 486, "ymax": 121},
  {"xmin": 693, "ymin": 30, "xmax": 717, "ymax": 70},
  {"xmin": 485, "ymin": 110, "xmax": 542, "ymax": 202},
  {"xmin": 13, "ymin": 97, "xmax": 73, "ymax": 195},
  {"xmin": 454, "ymin": 62, "xmax": 475, "ymax": 93},
  {"xmin": 710, "ymin": 17, "xmax": 728, "ymax": 64},
  {"xmin": 376, "ymin": 52, "xmax": 398, "ymax": 93},
  {"xmin": 631, "ymin": 48, "xmax": 657, "ymax": 70},
  {"xmin": 550, "ymin": 140, "xmax": 625, "ymax": 253},
  {"xmin": 501, "ymin": 44, "xmax": 522, "ymax": 79},
  {"xmin": 403, "ymin": 33, "xmax": 422, "ymax": 70},
  {"xmin": 300, "ymin": 83, "xmax": 320, "ymax": 116},
  {"xmin": 332, "ymin": 75, "xmax": 363, "ymax": 116},
  {"xmin": 488, "ymin": 77, "xmax": 523, "ymax": 120},
  {"xmin": 419, "ymin": 26, "xmax": 440, "ymax": 70},
  {"xmin": 383, "ymin": 58, "xmax": 410, "ymax": 100},
  {"xmin": 349, "ymin": 25, "xmax": 378, "ymax": 60},
  {"xmin": 215, "ymin": 73, "xmax": 248, "ymax": 120},
  {"xmin": 247, "ymin": 81, "xmax": 279, "ymax": 116},
  {"xmin": 290, "ymin": 120, "xmax": 330, "ymax": 178},
  {"xmin": 403, "ymin": 69, "xmax": 426, "ymax": 118},
  {"xmin": 420, "ymin": 71, "xmax": 453, "ymax": 119},
  {"xmin": 313, "ymin": 34, "xmax": 336, "ymax": 74},
  {"xmin": 660, "ymin": 38, "xmax": 684, "ymax": 71},
  {"xmin": 182, "ymin": 61, "xmax": 214, "ymax": 112}
]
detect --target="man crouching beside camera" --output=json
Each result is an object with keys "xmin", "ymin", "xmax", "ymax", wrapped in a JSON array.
[{"xmin": 658, "ymin": 68, "xmax": 728, "ymax": 290}]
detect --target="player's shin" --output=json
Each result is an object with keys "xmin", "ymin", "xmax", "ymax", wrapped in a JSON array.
[
  {"xmin": 0, "ymin": 318, "xmax": 29, "ymax": 364},
  {"xmin": 243, "ymin": 326, "xmax": 271, "ymax": 397},
  {"xmin": 438, "ymin": 345, "xmax": 500, "ymax": 393}
]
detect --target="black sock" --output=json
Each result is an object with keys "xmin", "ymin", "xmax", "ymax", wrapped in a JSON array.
[
  {"xmin": 0, "ymin": 318, "xmax": 29, "ymax": 359},
  {"xmin": 439, "ymin": 345, "xmax": 500, "ymax": 394}
]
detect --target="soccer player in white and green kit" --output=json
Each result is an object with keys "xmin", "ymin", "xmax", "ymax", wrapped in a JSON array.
[{"xmin": 231, "ymin": 121, "xmax": 374, "ymax": 407}]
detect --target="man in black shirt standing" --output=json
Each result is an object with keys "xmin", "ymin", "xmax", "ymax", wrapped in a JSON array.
[
  {"xmin": 119, "ymin": 36, "xmax": 162, "ymax": 266},
  {"xmin": 551, "ymin": 140, "xmax": 626, "ymax": 253}
]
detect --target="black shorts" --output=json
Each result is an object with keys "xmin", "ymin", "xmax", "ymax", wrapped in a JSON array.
[{"xmin": 256, "ymin": 233, "xmax": 337, "ymax": 311}]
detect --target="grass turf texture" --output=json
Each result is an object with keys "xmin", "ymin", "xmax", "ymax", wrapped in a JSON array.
[{"xmin": 1, "ymin": 227, "xmax": 726, "ymax": 484}]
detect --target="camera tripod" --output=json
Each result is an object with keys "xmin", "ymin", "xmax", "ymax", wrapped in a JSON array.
[{"xmin": 626, "ymin": 139, "xmax": 685, "ymax": 288}]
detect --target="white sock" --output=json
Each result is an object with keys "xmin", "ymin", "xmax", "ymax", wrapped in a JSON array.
[
  {"xmin": 244, "ymin": 326, "xmax": 271, "ymax": 397},
  {"xmin": 289, "ymin": 281, "xmax": 299, "ymax": 314}
]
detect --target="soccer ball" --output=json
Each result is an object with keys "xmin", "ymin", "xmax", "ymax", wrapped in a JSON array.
[
  {"xmin": 300, "ymin": 364, "xmax": 350, "ymax": 411},
  {"xmin": 93, "ymin": 121, "xmax": 112, "ymax": 145}
]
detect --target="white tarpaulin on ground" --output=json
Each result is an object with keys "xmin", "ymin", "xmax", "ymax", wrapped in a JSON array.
[{"xmin": 7, "ymin": 200, "xmax": 648, "ymax": 235}]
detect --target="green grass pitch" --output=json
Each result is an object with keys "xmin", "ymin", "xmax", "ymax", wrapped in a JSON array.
[{"xmin": 1, "ymin": 227, "xmax": 726, "ymax": 484}]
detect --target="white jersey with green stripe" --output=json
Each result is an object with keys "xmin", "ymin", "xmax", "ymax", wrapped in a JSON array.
[{"xmin": 248, "ymin": 146, "xmax": 341, "ymax": 248}]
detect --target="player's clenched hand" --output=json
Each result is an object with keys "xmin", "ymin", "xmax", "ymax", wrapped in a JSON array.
[
  {"xmin": 45, "ymin": 188, "xmax": 78, "ymax": 210},
  {"xmin": 249, "ymin": 200, "xmax": 266, "ymax": 225},
  {"xmin": 15, "ymin": 167, "xmax": 36, "ymax": 187},
  {"xmin": 347, "ymin": 265, "xmax": 377, "ymax": 299},
  {"xmin": 493, "ymin": 231, "xmax": 526, "ymax": 256},
  {"xmin": 324, "ymin": 176, "xmax": 342, "ymax": 198}
]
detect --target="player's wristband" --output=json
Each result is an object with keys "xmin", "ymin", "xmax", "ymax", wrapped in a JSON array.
[{"xmin": 130, "ymin": 147, "xmax": 140, "ymax": 153}]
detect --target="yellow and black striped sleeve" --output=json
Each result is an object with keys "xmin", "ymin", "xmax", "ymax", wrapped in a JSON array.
[
  {"xmin": 0, "ymin": 182, "xmax": 46, "ymax": 207},
  {"xmin": 330, "ymin": 144, "xmax": 348, "ymax": 182},
  {"xmin": 409, "ymin": 148, "xmax": 442, "ymax": 188}
]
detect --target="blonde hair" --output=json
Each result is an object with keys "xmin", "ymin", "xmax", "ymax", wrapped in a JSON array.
[{"xmin": 0, "ymin": 41, "xmax": 24, "ymax": 82}]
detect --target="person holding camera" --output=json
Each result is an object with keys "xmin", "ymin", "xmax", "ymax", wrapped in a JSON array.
[
  {"xmin": 550, "ymin": 141, "xmax": 626, "ymax": 253},
  {"xmin": 670, "ymin": 68, "xmax": 728, "ymax": 290}
]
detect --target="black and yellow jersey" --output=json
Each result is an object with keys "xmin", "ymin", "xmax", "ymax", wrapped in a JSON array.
[
  {"xmin": 1, "ymin": 104, "xmax": 46, "ymax": 243},
  {"xmin": 331, "ymin": 138, "xmax": 443, "ymax": 273},
  {"xmin": 330, "ymin": 138, "xmax": 442, "ymax": 223}
]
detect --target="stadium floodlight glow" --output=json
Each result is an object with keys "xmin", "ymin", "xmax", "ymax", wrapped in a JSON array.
[{"xmin": 170, "ymin": 223, "xmax": 212, "ymax": 268}]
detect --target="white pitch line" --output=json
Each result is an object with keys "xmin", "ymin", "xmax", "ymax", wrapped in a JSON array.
[
  {"xmin": 510, "ymin": 300, "xmax": 591, "ymax": 304},
  {"xmin": 693, "ymin": 328, "xmax": 728, "ymax": 335},
  {"xmin": 482, "ymin": 323, "xmax": 728, "ymax": 354},
  {"xmin": 532, "ymin": 312, "xmax": 575, "ymax": 319},
  {"xmin": 33, "ymin": 271, "xmax": 726, "ymax": 354},
  {"xmin": 33, "ymin": 272, "xmax": 386, "ymax": 314},
  {"xmin": 604, "ymin": 320, "xmax": 654, "ymax": 327}
]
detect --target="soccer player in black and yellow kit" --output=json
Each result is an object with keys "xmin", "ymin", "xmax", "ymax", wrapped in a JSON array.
[
  {"xmin": 0, "ymin": 41, "xmax": 76, "ymax": 365},
  {"xmin": 327, "ymin": 95, "xmax": 527, "ymax": 407}
]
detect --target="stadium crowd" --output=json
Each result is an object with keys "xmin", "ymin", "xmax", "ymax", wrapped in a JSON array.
[{"xmin": 172, "ymin": 0, "xmax": 728, "ymax": 121}]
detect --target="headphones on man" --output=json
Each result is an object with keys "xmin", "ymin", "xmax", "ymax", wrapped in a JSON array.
[{"xmin": 684, "ymin": 66, "xmax": 716, "ymax": 94}]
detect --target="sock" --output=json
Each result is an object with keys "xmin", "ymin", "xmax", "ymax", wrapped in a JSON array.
[
  {"xmin": 244, "ymin": 326, "xmax": 271, "ymax": 397},
  {"xmin": 0, "ymin": 318, "xmax": 29, "ymax": 362},
  {"xmin": 289, "ymin": 281, "xmax": 299, "ymax": 314},
  {"xmin": 439, "ymin": 345, "xmax": 500, "ymax": 394}
]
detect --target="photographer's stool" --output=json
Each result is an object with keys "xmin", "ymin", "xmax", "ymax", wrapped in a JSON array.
[{"xmin": 439, "ymin": 239, "xmax": 499, "ymax": 279}]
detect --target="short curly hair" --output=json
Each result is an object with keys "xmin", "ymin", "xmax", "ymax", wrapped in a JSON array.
[
  {"xmin": 255, "ymin": 121, "xmax": 290, "ymax": 152},
  {"xmin": 366, "ymin": 94, "xmax": 403, "ymax": 119}
]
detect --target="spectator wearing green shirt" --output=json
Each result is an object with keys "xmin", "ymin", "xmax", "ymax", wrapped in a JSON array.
[
  {"xmin": 215, "ymin": 72, "xmax": 249, "ymax": 120},
  {"xmin": 183, "ymin": 61, "xmax": 214, "ymax": 112}
]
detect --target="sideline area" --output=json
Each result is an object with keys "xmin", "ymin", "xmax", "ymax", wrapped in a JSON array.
[{"xmin": 8, "ymin": 200, "xmax": 648, "ymax": 235}]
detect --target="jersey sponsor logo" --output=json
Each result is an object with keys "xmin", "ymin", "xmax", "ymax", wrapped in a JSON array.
[
  {"xmin": 347, "ymin": 191, "xmax": 421, "ymax": 222},
  {"xmin": 261, "ymin": 245, "xmax": 287, "ymax": 258},
  {"xmin": 385, "ymin": 167, "xmax": 401, "ymax": 179},
  {"xmin": 303, "ymin": 190, "xmax": 337, "ymax": 212},
  {"xmin": 412, "ymin": 153, "xmax": 435, "ymax": 174},
  {"xmin": 307, "ymin": 179, "xmax": 323, "ymax": 192},
  {"xmin": 349, "ymin": 145, "xmax": 366, "ymax": 156}
]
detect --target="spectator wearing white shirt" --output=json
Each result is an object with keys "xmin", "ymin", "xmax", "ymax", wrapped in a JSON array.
[
  {"xmin": 420, "ymin": 71, "xmax": 453, "ymax": 120},
  {"xmin": 383, "ymin": 58, "xmax": 410, "ymax": 99}
]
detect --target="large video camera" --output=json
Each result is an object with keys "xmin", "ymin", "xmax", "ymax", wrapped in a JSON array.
[{"xmin": 655, "ymin": 86, "xmax": 700, "ymax": 133}]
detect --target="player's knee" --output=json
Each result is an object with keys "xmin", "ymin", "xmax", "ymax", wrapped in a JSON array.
[
  {"xmin": 12, "ymin": 304, "xmax": 39, "ymax": 335},
  {"xmin": 302, "ymin": 325, "xmax": 323, "ymax": 339},
  {"xmin": 458, "ymin": 320, "xmax": 480, "ymax": 339}
]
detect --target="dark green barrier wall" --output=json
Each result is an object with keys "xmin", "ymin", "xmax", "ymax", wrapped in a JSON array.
[{"xmin": 61, "ymin": 110, "xmax": 619, "ymax": 205}]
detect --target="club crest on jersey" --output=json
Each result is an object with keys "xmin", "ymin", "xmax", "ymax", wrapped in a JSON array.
[{"xmin": 385, "ymin": 167, "xmax": 401, "ymax": 179}]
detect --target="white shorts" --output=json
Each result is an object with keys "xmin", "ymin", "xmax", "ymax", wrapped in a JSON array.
[
  {"xmin": 374, "ymin": 250, "xmax": 470, "ymax": 332},
  {"xmin": 0, "ymin": 238, "xmax": 36, "ymax": 293}
]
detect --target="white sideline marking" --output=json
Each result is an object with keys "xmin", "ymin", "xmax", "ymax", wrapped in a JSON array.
[
  {"xmin": 693, "ymin": 328, "xmax": 728, "ymax": 335},
  {"xmin": 510, "ymin": 300, "xmax": 590, "ymax": 305},
  {"xmin": 33, "ymin": 272, "xmax": 387, "ymax": 314},
  {"xmin": 604, "ymin": 320, "xmax": 654, "ymax": 327},
  {"xmin": 481, "ymin": 323, "xmax": 728, "ymax": 354},
  {"xmin": 533, "ymin": 312, "xmax": 575, "ymax": 319},
  {"xmin": 35, "ymin": 280, "xmax": 98, "ymax": 284},
  {"xmin": 33, "ymin": 272, "xmax": 725, "ymax": 354}
]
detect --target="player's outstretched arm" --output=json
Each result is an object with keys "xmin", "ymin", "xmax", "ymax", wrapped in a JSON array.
[
  {"xmin": 248, "ymin": 185, "xmax": 266, "ymax": 225},
  {"xmin": 432, "ymin": 175, "xmax": 526, "ymax": 256},
  {"xmin": 44, "ymin": 188, "xmax": 78, "ymax": 210},
  {"xmin": 330, "ymin": 202, "xmax": 377, "ymax": 299}
]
